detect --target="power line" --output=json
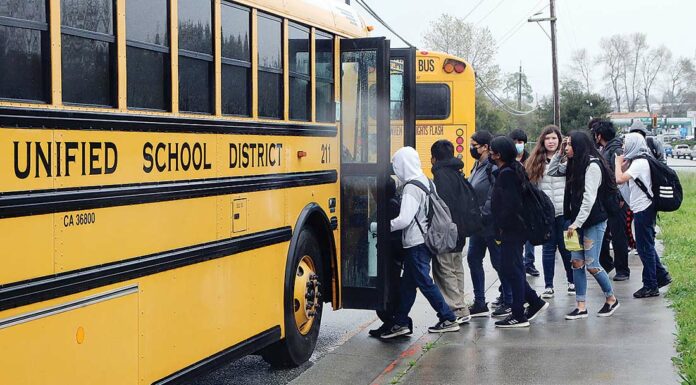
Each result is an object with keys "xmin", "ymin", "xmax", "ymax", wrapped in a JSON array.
[
  {"xmin": 462, "ymin": 0, "xmax": 487, "ymax": 22},
  {"xmin": 477, "ymin": 77, "xmax": 539, "ymax": 116},
  {"xmin": 497, "ymin": 1, "xmax": 547, "ymax": 46},
  {"xmin": 355, "ymin": 0, "xmax": 415, "ymax": 48},
  {"xmin": 475, "ymin": 0, "xmax": 506, "ymax": 25}
]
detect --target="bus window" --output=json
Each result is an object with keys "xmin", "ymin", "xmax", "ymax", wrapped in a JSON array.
[
  {"xmin": 315, "ymin": 31, "xmax": 334, "ymax": 122},
  {"xmin": 415, "ymin": 83, "xmax": 450, "ymax": 120},
  {"xmin": 257, "ymin": 12, "xmax": 283, "ymax": 119},
  {"xmin": 61, "ymin": 0, "xmax": 116, "ymax": 106},
  {"xmin": 178, "ymin": 0, "xmax": 213, "ymax": 113},
  {"xmin": 288, "ymin": 22, "xmax": 310, "ymax": 121},
  {"xmin": 126, "ymin": 0, "xmax": 170, "ymax": 111},
  {"xmin": 221, "ymin": 2, "xmax": 251, "ymax": 116},
  {"xmin": 0, "ymin": 0, "xmax": 49, "ymax": 102},
  {"xmin": 341, "ymin": 50, "xmax": 377, "ymax": 164}
]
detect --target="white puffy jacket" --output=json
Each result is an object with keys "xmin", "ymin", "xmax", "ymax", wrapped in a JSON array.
[{"xmin": 536, "ymin": 161, "xmax": 565, "ymax": 218}]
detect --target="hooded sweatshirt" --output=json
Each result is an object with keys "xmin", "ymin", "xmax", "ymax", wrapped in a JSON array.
[
  {"xmin": 432, "ymin": 156, "xmax": 468, "ymax": 252},
  {"xmin": 391, "ymin": 147, "xmax": 430, "ymax": 248}
]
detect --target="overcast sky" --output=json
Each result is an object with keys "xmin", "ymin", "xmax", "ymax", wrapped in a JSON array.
[{"xmin": 358, "ymin": 0, "xmax": 695, "ymax": 100}]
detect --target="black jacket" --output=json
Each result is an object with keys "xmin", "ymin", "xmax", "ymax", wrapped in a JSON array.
[
  {"xmin": 491, "ymin": 163, "xmax": 527, "ymax": 242},
  {"xmin": 564, "ymin": 160, "xmax": 609, "ymax": 229},
  {"xmin": 469, "ymin": 158, "xmax": 496, "ymax": 237},
  {"xmin": 432, "ymin": 157, "xmax": 468, "ymax": 252},
  {"xmin": 602, "ymin": 137, "xmax": 623, "ymax": 172}
]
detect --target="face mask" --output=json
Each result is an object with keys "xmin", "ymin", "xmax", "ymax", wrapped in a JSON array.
[
  {"xmin": 515, "ymin": 143, "xmax": 525, "ymax": 154},
  {"xmin": 470, "ymin": 146, "xmax": 481, "ymax": 160}
]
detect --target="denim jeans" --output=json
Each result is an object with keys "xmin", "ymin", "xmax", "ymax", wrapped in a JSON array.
[
  {"xmin": 570, "ymin": 221, "xmax": 614, "ymax": 303},
  {"xmin": 500, "ymin": 239, "xmax": 543, "ymax": 320},
  {"xmin": 524, "ymin": 241, "xmax": 535, "ymax": 268},
  {"xmin": 467, "ymin": 235, "xmax": 513, "ymax": 305},
  {"xmin": 634, "ymin": 205, "xmax": 670, "ymax": 290},
  {"xmin": 395, "ymin": 244, "xmax": 456, "ymax": 326},
  {"xmin": 542, "ymin": 216, "xmax": 573, "ymax": 288}
]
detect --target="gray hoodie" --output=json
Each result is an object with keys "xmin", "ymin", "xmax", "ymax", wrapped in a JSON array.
[{"xmin": 391, "ymin": 147, "xmax": 430, "ymax": 248}]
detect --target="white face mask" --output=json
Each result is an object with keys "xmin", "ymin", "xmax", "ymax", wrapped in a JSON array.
[{"xmin": 515, "ymin": 143, "xmax": 525, "ymax": 154}]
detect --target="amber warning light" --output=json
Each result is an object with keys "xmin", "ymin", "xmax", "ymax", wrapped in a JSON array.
[{"xmin": 443, "ymin": 59, "xmax": 466, "ymax": 74}]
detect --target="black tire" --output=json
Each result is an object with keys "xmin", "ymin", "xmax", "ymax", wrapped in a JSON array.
[{"xmin": 261, "ymin": 228, "xmax": 324, "ymax": 367}]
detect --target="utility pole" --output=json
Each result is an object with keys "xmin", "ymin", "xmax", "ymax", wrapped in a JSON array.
[
  {"xmin": 518, "ymin": 63, "xmax": 522, "ymax": 110},
  {"xmin": 529, "ymin": 0, "xmax": 560, "ymax": 127}
]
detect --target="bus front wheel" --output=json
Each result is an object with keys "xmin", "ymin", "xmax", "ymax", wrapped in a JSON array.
[{"xmin": 261, "ymin": 228, "xmax": 324, "ymax": 367}]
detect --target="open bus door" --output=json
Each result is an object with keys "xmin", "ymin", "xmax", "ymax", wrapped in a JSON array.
[{"xmin": 339, "ymin": 38, "xmax": 416, "ymax": 311}]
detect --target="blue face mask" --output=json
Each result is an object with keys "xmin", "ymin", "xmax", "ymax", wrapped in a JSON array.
[{"xmin": 515, "ymin": 143, "xmax": 525, "ymax": 154}]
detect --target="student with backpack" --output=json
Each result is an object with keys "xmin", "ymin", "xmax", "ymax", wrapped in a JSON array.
[
  {"xmin": 430, "ymin": 140, "xmax": 477, "ymax": 324},
  {"xmin": 380, "ymin": 147, "xmax": 460, "ymax": 339},
  {"xmin": 467, "ymin": 131, "xmax": 514, "ymax": 318},
  {"xmin": 550, "ymin": 131, "xmax": 619, "ymax": 320},
  {"xmin": 490, "ymin": 136, "xmax": 548, "ymax": 328},
  {"xmin": 524, "ymin": 125, "xmax": 575, "ymax": 298},
  {"xmin": 614, "ymin": 133, "xmax": 674, "ymax": 298}
]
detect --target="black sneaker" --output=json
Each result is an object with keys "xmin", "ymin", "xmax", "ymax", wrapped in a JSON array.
[
  {"xmin": 491, "ymin": 295, "xmax": 503, "ymax": 307},
  {"xmin": 613, "ymin": 273, "xmax": 630, "ymax": 281},
  {"xmin": 492, "ymin": 303, "xmax": 512, "ymax": 318},
  {"xmin": 526, "ymin": 266, "xmax": 541, "ymax": 277},
  {"xmin": 597, "ymin": 300, "xmax": 620, "ymax": 317},
  {"xmin": 369, "ymin": 323, "xmax": 391, "ymax": 338},
  {"xmin": 469, "ymin": 302, "xmax": 490, "ymax": 317},
  {"xmin": 567, "ymin": 283, "xmax": 576, "ymax": 296},
  {"xmin": 524, "ymin": 300, "xmax": 549, "ymax": 321},
  {"xmin": 455, "ymin": 315, "xmax": 471, "ymax": 324},
  {"xmin": 658, "ymin": 275, "xmax": 673, "ymax": 288},
  {"xmin": 428, "ymin": 319, "xmax": 460, "ymax": 333},
  {"xmin": 495, "ymin": 314, "xmax": 530, "ymax": 328},
  {"xmin": 633, "ymin": 287, "xmax": 660, "ymax": 298},
  {"xmin": 565, "ymin": 308, "xmax": 589, "ymax": 320},
  {"xmin": 380, "ymin": 324, "xmax": 410, "ymax": 339}
]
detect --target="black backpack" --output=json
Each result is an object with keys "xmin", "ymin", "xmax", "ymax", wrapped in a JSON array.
[
  {"xmin": 520, "ymin": 179, "xmax": 555, "ymax": 246},
  {"xmin": 633, "ymin": 155, "xmax": 682, "ymax": 212},
  {"xmin": 458, "ymin": 174, "xmax": 484, "ymax": 236},
  {"xmin": 592, "ymin": 159, "xmax": 622, "ymax": 217}
]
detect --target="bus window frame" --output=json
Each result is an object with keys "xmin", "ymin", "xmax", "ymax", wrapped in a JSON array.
[
  {"xmin": 415, "ymin": 82, "xmax": 451, "ymax": 121},
  {"xmin": 220, "ymin": 1, "xmax": 252, "ymax": 117},
  {"xmin": 288, "ymin": 21, "xmax": 311, "ymax": 122},
  {"xmin": 257, "ymin": 11, "xmax": 284, "ymax": 120},
  {"xmin": 177, "ymin": 0, "xmax": 215, "ymax": 115},
  {"xmin": 314, "ymin": 29, "xmax": 334, "ymax": 123}
]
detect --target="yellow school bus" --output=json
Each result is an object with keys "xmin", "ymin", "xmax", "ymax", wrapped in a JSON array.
[
  {"xmin": 414, "ymin": 51, "xmax": 476, "ymax": 176},
  {"xmin": 0, "ymin": 0, "xmax": 417, "ymax": 383}
]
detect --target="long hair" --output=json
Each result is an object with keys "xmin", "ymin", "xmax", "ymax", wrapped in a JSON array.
[
  {"xmin": 491, "ymin": 136, "xmax": 529, "ymax": 185},
  {"xmin": 525, "ymin": 125, "xmax": 562, "ymax": 183},
  {"xmin": 566, "ymin": 130, "xmax": 608, "ymax": 200}
]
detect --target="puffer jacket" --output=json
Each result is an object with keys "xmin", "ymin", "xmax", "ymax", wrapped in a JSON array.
[{"xmin": 536, "ymin": 160, "xmax": 565, "ymax": 218}]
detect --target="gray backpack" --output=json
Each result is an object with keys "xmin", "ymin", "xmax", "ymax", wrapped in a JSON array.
[{"xmin": 406, "ymin": 179, "xmax": 458, "ymax": 254}]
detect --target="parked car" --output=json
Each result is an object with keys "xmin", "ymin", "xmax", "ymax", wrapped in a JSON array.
[
  {"xmin": 674, "ymin": 144, "xmax": 691, "ymax": 159},
  {"xmin": 664, "ymin": 144, "xmax": 673, "ymax": 158}
]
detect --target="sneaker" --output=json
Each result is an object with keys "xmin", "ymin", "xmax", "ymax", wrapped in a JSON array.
[
  {"xmin": 369, "ymin": 323, "xmax": 391, "ymax": 338},
  {"xmin": 524, "ymin": 300, "xmax": 549, "ymax": 321},
  {"xmin": 525, "ymin": 266, "xmax": 540, "ymax": 277},
  {"xmin": 658, "ymin": 275, "xmax": 673, "ymax": 288},
  {"xmin": 492, "ymin": 303, "xmax": 512, "ymax": 318},
  {"xmin": 567, "ymin": 283, "xmax": 576, "ymax": 296},
  {"xmin": 565, "ymin": 308, "xmax": 589, "ymax": 320},
  {"xmin": 491, "ymin": 295, "xmax": 503, "ymax": 307},
  {"xmin": 541, "ymin": 287, "xmax": 555, "ymax": 299},
  {"xmin": 379, "ymin": 324, "xmax": 410, "ymax": 339},
  {"xmin": 613, "ymin": 273, "xmax": 630, "ymax": 282},
  {"xmin": 633, "ymin": 287, "xmax": 659, "ymax": 298},
  {"xmin": 597, "ymin": 300, "xmax": 620, "ymax": 317},
  {"xmin": 495, "ymin": 314, "xmax": 530, "ymax": 328},
  {"xmin": 469, "ymin": 302, "xmax": 490, "ymax": 317},
  {"xmin": 428, "ymin": 319, "xmax": 460, "ymax": 333},
  {"xmin": 455, "ymin": 315, "xmax": 471, "ymax": 324}
]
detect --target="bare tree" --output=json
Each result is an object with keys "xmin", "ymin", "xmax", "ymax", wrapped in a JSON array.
[
  {"xmin": 599, "ymin": 35, "xmax": 627, "ymax": 112},
  {"xmin": 569, "ymin": 49, "xmax": 593, "ymax": 94},
  {"xmin": 422, "ymin": 14, "xmax": 501, "ymax": 89},
  {"xmin": 663, "ymin": 57, "xmax": 696, "ymax": 117},
  {"xmin": 640, "ymin": 46, "xmax": 670, "ymax": 114},
  {"xmin": 621, "ymin": 33, "xmax": 648, "ymax": 112}
]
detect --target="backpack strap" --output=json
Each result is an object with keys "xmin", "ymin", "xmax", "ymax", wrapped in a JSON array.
[
  {"xmin": 630, "ymin": 155, "xmax": 655, "ymax": 200},
  {"xmin": 404, "ymin": 179, "xmax": 431, "ymax": 236}
]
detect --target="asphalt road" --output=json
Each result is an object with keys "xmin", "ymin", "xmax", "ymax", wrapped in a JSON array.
[
  {"xmin": 189, "ymin": 304, "xmax": 378, "ymax": 385},
  {"xmin": 667, "ymin": 156, "xmax": 696, "ymax": 172}
]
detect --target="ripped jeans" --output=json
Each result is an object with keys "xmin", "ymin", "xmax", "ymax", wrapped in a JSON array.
[{"xmin": 570, "ymin": 220, "xmax": 614, "ymax": 303}]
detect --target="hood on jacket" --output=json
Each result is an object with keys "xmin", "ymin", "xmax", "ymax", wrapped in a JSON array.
[
  {"xmin": 432, "ymin": 157, "xmax": 464, "ymax": 173},
  {"xmin": 392, "ymin": 146, "xmax": 424, "ymax": 182}
]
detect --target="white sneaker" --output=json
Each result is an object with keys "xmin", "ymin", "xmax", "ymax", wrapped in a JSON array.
[
  {"xmin": 455, "ymin": 315, "xmax": 471, "ymax": 324},
  {"xmin": 541, "ymin": 287, "xmax": 555, "ymax": 299}
]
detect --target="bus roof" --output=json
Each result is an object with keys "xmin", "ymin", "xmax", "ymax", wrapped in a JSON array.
[{"xmin": 236, "ymin": 0, "xmax": 369, "ymax": 38}]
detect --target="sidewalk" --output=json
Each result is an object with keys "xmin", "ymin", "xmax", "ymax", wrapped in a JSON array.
[{"xmin": 292, "ymin": 245, "xmax": 680, "ymax": 385}]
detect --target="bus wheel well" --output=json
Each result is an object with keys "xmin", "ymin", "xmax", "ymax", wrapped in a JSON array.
[{"xmin": 293, "ymin": 204, "xmax": 336, "ymax": 306}]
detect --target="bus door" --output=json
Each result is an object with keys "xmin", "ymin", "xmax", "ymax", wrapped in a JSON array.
[
  {"xmin": 339, "ymin": 39, "xmax": 417, "ymax": 310},
  {"xmin": 389, "ymin": 47, "xmax": 417, "ymax": 149}
]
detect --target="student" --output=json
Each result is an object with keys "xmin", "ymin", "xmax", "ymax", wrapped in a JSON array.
[
  {"xmin": 430, "ymin": 140, "xmax": 472, "ymax": 324},
  {"xmin": 380, "ymin": 147, "xmax": 459, "ymax": 339},
  {"xmin": 614, "ymin": 133, "xmax": 673, "ymax": 298},
  {"xmin": 490, "ymin": 136, "xmax": 548, "ymax": 328},
  {"xmin": 550, "ymin": 131, "xmax": 619, "ymax": 320},
  {"xmin": 524, "ymin": 125, "xmax": 575, "ymax": 298},
  {"xmin": 590, "ymin": 119, "xmax": 631, "ymax": 281},
  {"xmin": 467, "ymin": 131, "xmax": 513, "ymax": 318},
  {"xmin": 509, "ymin": 129, "xmax": 540, "ymax": 277}
]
